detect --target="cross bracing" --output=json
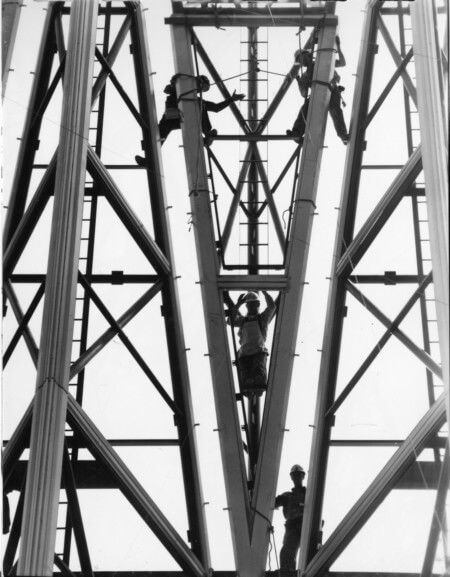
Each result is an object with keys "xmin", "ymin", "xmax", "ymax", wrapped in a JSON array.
[
  {"xmin": 3, "ymin": 1, "xmax": 209, "ymax": 575},
  {"xmin": 1, "ymin": 1, "xmax": 449, "ymax": 577}
]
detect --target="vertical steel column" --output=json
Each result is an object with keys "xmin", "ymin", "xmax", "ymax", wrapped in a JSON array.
[
  {"xmin": 251, "ymin": 17, "xmax": 337, "ymax": 562},
  {"xmin": 411, "ymin": 0, "xmax": 449, "ymax": 421},
  {"xmin": 246, "ymin": 23, "xmax": 261, "ymax": 482},
  {"xmin": 299, "ymin": 1, "xmax": 381, "ymax": 569},
  {"xmin": 171, "ymin": 23, "xmax": 260, "ymax": 576},
  {"xmin": 130, "ymin": 5, "xmax": 210, "ymax": 566},
  {"xmin": 17, "ymin": 1, "xmax": 98, "ymax": 574},
  {"xmin": 247, "ymin": 25, "xmax": 260, "ymax": 274}
]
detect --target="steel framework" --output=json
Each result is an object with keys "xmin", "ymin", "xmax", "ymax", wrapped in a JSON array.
[
  {"xmin": 3, "ymin": 1, "xmax": 209, "ymax": 576},
  {"xmin": 300, "ymin": 1, "xmax": 449, "ymax": 576},
  {"xmin": 2, "ymin": 1, "xmax": 448, "ymax": 577}
]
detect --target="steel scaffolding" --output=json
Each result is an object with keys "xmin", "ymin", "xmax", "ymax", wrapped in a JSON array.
[{"xmin": 2, "ymin": 1, "xmax": 448, "ymax": 576}]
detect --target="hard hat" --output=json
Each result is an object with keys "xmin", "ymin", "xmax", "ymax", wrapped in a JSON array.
[
  {"xmin": 290, "ymin": 464, "xmax": 305, "ymax": 474},
  {"xmin": 244, "ymin": 291, "xmax": 260, "ymax": 303},
  {"xmin": 197, "ymin": 75, "xmax": 210, "ymax": 92}
]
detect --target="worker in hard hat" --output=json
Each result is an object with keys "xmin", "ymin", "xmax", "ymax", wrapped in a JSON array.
[
  {"xmin": 224, "ymin": 290, "xmax": 277, "ymax": 395},
  {"xmin": 275, "ymin": 464, "xmax": 307, "ymax": 575},
  {"xmin": 196, "ymin": 75, "xmax": 245, "ymax": 145},
  {"xmin": 135, "ymin": 74, "xmax": 245, "ymax": 165},
  {"xmin": 287, "ymin": 37, "xmax": 349, "ymax": 146}
]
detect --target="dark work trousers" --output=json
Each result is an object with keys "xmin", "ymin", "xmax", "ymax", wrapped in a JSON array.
[
  {"xmin": 292, "ymin": 98, "xmax": 309, "ymax": 142},
  {"xmin": 328, "ymin": 86, "xmax": 348, "ymax": 140},
  {"xmin": 237, "ymin": 352, "xmax": 268, "ymax": 394},
  {"xmin": 292, "ymin": 89, "xmax": 348, "ymax": 143},
  {"xmin": 201, "ymin": 104, "xmax": 213, "ymax": 135},
  {"xmin": 280, "ymin": 519, "xmax": 302, "ymax": 572},
  {"xmin": 158, "ymin": 115, "xmax": 181, "ymax": 143},
  {"xmin": 158, "ymin": 105, "xmax": 214, "ymax": 143}
]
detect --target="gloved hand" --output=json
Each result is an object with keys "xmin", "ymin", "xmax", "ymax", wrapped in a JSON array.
[
  {"xmin": 237, "ymin": 293, "xmax": 247, "ymax": 306},
  {"xmin": 231, "ymin": 90, "xmax": 245, "ymax": 102}
]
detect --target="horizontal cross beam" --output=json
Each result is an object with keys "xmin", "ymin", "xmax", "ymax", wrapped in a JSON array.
[{"xmin": 166, "ymin": 10, "xmax": 336, "ymax": 28}]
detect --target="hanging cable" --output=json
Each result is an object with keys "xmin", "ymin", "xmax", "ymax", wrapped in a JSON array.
[{"xmin": 251, "ymin": 505, "xmax": 281, "ymax": 574}]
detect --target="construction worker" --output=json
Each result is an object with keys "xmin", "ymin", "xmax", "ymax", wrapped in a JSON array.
[
  {"xmin": 286, "ymin": 36, "xmax": 349, "ymax": 145},
  {"xmin": 275, "ymin": 464, "xmax": 307, "ymax": 576},
  {"xmin": 135, "ymin": 74, "xmax": 245, "ymax": 165},
  {"xmin": 224, "ymin": 290, "xmax": 277, "ymax": 395}
]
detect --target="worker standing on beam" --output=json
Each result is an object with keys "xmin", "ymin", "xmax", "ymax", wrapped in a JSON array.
[
  {"xmin": 224, "ymin": 290, "xmax": 277, "ymax": 396},
  {"xmin": 286, "ymin": 36, "xmax": 349, "ymax": 145},
  {"xmin": 275, "ymin": 464, "xmax": 307, "ymax": 577},
  {"xmin": 135, "ymin": 74, "xmax": 244, "ymax": 165}
]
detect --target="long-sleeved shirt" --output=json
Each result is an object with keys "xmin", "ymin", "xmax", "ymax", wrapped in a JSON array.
[
  {"xmin": 230, "ymin": 301, "xmax": 276, "ymax": 357},
  {"xmin": 275, "ymin": 485, "xmax": 306, "ymax": 523}
]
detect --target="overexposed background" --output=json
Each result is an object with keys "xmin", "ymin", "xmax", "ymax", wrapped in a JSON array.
[{"xmin": 2, "ymin": 0, "xmax": 446, "ymax": 573}]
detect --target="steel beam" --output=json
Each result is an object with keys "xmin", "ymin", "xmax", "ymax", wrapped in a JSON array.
[
  {"xmin": 299, "ymin": 2, "xmax": 382, "ymax": 569},
  {"xmin": 68, "ymin": 281, "xmax": 163, "ymax": 380},
  {"xmin": 217, "ymin": 275, "xmax": 288, "ymax": 291},
  {"xmin": 376, "ymin": 12, "xmax": 417, "ymax": 107},
  {"xmin": 17, "ymin": 2, "xmax": 98, "ymax": 574},
  {"xmin": 192, "ymin": 31, "xmax": 248, "ymax": 133},
  {"xmin": 421, "ymin": 445, "xmax": 449, "ymax": 576},
  {"xmin": 411, "ymin": 0, "xmax": 449, "ymax": 423},
  {"xmin": 66, "ymin": 395, "xmax": 207, "ymax": 577},
  {"xmin": 86, "ymin": 146, "xmax": 171, "ymax": 276},
  {"xmin": 336, "ymin": 145, "xmax": 422, "ymax": 277},
  {"xmin": 61, "ymin": 445, "xmax": 94, "ymax": 577},
  {"xmin": 346, "ymin": 280, "xmax": 442, "ymax": 378},
  {"xmin": 171, "ymin": 23, "xmax": 253, "ymax": 572},
  {"xmin": 362, "ymin": 48, "xmax": 414, "ymax": 130},
  {"xmin": 328, "ymin": 273, "xmax": 433, "ymax": 416},
  {"xmin": 3, "ymin": 153, "xmax": 56, "ymax": 275},
  {"xmin": 91, "ymin": 12, "xmax": 132, "ymax": 104},
  {"xmin": 251, "ymin": 20, "xmax": 338, "ymax": 556},
  {"xmin": 3, "ymin": 280, "xmax": 40, "ymax": 367},
  {"xmin": 77, "ymin": 272, "xmax": 182, "ymax": 416},
  {"xmin": 130, "ymin": 4, "xmax": 211, "ymax": 564},
  {"xmin": 2, "ymin": 0, "xmax": 24, "ymax": 98},
  {"xmin": 302, "ymin": 394, "xmax": 448, "ymax": 577},
  {"xmin": 166, "ymin": 9, "xmax": 335, "ymax": 28},
  {"xmin": 2, "ymin": 3, "xmax": 60, "ymax": 247}
]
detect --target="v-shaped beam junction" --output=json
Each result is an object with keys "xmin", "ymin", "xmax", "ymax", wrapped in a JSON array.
[{"xmin": 172, "ymin": 18, "xmax": 339, "ymax": 576}]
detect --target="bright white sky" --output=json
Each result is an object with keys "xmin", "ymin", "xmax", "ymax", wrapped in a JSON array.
[{"xmin": 1, "ymin": 0, "xmax": 447, "ymax": 573}]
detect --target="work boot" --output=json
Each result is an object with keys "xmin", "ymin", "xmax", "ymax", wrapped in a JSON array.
[
  {"xmin": 135, "ymin": 155, "xmax": 146, "ymax": 167},
  {"xmin": 203, "ymin": 129, "xmax": 217, "ymax": 147},
  {"xmin": 286, "ymin": 129, "xmax": 302, "ymax": 145}
]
